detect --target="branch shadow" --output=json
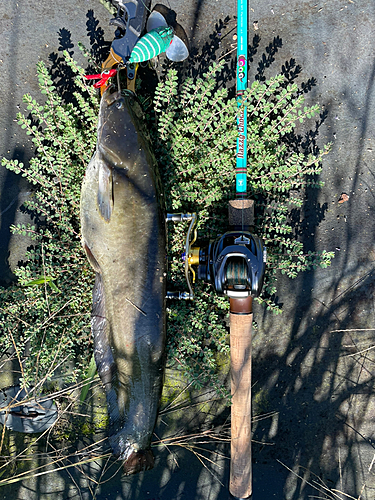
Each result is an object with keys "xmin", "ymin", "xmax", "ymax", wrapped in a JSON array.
[
  {"xmin": 249, "ymin": 38, "xmax": 375, "ymax": 500},
  {"xmin": 48, "ymin": 10, "xmax": 111, "ymax": 105},
  {"xmin": 253, "ymin": 264, "xmax": 375, "ymax": 500},
  {"xmin": 151, "ymin": 24, "xmax": 353, "ymax": 500},
  {"xmin": 0, "ymin": 157, "xmax": 24, "ymax": 287}
]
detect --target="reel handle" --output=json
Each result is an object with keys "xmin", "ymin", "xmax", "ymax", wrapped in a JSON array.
[
  {"xmin": 166, "ymin": 291, "xmax": 191, "ymax": 300},
  {"xmin": 166, "ymin": 213, "xmax": 197, "ymax": 300}
]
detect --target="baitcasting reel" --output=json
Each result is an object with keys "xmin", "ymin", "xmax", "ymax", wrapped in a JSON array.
[{"xmin": 166, "ymin": 213, "xmax": 267, "ymax": 300}]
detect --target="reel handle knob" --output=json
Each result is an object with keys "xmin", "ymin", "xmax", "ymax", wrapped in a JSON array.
[
  {"xmin": 166, "ymin": 213, "xmax": 194, "ymax": 223},
  {"xmin": 166, "ymin": 291, "xmax": 193, "ymax": 300}
]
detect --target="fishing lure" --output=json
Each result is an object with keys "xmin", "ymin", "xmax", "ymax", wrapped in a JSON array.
[
  {"xmin": 92, "ymin": 3, "xmax": 189, "ymax": 91},
  {"xmin": 128, "ymin": 26, "xmax": 174, "ymax": 64}
]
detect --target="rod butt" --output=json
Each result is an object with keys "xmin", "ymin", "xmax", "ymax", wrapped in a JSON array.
[{"xmin": 229, "ymin": 302, "xmax": 253, "ymax": 499}]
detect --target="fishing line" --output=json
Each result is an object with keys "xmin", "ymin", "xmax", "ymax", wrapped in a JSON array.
[
  {"xmin": 242, "ymin": 198, "xmax": 244, "ymax": 233},
  {"xmin": 116, "ymin": 64, "xmax": 122, "ymax": 91},
  {"xmin": 139, "ymin": 0, "xmax": 152, "ymax": 15}
]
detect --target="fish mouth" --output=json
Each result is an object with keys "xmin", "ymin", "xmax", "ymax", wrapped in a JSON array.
[{"xmin": 122, "ymin": 448, "xmax": 154, "ymax": 475}]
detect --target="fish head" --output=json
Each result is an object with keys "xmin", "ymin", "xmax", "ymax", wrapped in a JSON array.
[
  {"xmin": 110, "ymin": 434, "xmax": 155, "ymax": 475},
  {"xmin": 122, "ymin": 448, "xmax": 154, "ymax": 475},
  {"xmin": 97, "ymin": 86, "xmax": 145, "ymax": 168}
]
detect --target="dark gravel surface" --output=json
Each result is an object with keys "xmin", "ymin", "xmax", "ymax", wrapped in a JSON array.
[{"xmin": 1, "ymin": 1, "xmax": 375, "ymax": 499}]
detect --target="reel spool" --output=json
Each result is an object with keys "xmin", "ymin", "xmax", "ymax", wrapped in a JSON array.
[{"xmin": 166, "ymin": 213, "xmax": 266, "ymax": 300}]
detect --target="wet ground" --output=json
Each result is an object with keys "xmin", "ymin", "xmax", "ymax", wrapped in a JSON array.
[{"xmin": 1, "ymin": 0, "xmax": 375, "ymax": 499}]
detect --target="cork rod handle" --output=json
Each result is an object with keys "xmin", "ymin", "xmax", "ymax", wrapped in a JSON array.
[{"xmin": 229, "ymin": 297, "xmax": 253, "ymax": 499}]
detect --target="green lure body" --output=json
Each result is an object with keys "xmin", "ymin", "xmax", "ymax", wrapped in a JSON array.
[{"xmin": 128, "ymin": 26, "xmax": 174, "ymax": 63}]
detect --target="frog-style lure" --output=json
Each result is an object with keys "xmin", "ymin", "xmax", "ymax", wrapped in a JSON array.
[
  {"xmin": 128, "ymin": 26, "xmax": 174, "ymax": 64},
  {"xmin": 103, "ymin": 3, "xmax": 189, "ymax": 71}
]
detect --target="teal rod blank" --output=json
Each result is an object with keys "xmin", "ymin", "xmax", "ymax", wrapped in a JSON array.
[{"xmin": 235, "ymin": 0, "xmax": 248, "ymax": 196}]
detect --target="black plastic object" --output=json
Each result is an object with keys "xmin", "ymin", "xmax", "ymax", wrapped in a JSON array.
[
  {"xmin": 0, "ymin": 385, "xmax": 58, "ymax": 433},
  {"xmin": 110, "ymin": 0, "xmax": 152, "ymax": 62},
  {"xmin": 197, "ymin": 231, "xmax": 266, "ymax": 299}
]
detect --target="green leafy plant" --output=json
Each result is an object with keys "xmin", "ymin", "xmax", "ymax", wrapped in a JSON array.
[
  {"xmin": 151, "ymin": 60, "xmax": 333, "ymax": 391},
  {"xmin": 0, "ymin": 51, "xmax": 98, "ymax": 388},
  {"xmin": 0, "ymin": 50, "xmax": 333, "ymax": 398}
]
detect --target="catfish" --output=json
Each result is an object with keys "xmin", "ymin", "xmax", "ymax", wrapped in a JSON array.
[{"xmin": 80, "ymin": 85, "xmax": 166, "ymax": 474}]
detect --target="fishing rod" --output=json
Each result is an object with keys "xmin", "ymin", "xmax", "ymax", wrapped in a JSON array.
[
  {"xmin": 167, "ymin": 1, "xmax": 266, "ymax": 498},
  {"xmin": 229, "ymin": 0, "xmax": 254, "ymax": 498}
]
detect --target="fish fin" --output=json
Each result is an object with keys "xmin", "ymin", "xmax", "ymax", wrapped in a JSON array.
[
  {"xmin": 83, "ymin": 241, "xmax": 101, "ymax": 273},
  {"xmin": 97, "ymin": 161, "xmax": 113, "ymax": 222},
  {"xmin": 92, "ymin": 273, "xmax": 116, "ymax": 389},
  {"xmin": 92, "ymin": 272, "xmax": 106, "ymax": 324}
]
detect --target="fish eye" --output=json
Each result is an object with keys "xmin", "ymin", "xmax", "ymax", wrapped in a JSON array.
[{"xmin": 116, "ymin": 100, "xmax": 124, "ymax": 109}]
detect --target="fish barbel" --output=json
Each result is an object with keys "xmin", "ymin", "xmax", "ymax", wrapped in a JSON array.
[{"xmin": 80, "ymin": 86, "xmax": 166, "ymax": 474}]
